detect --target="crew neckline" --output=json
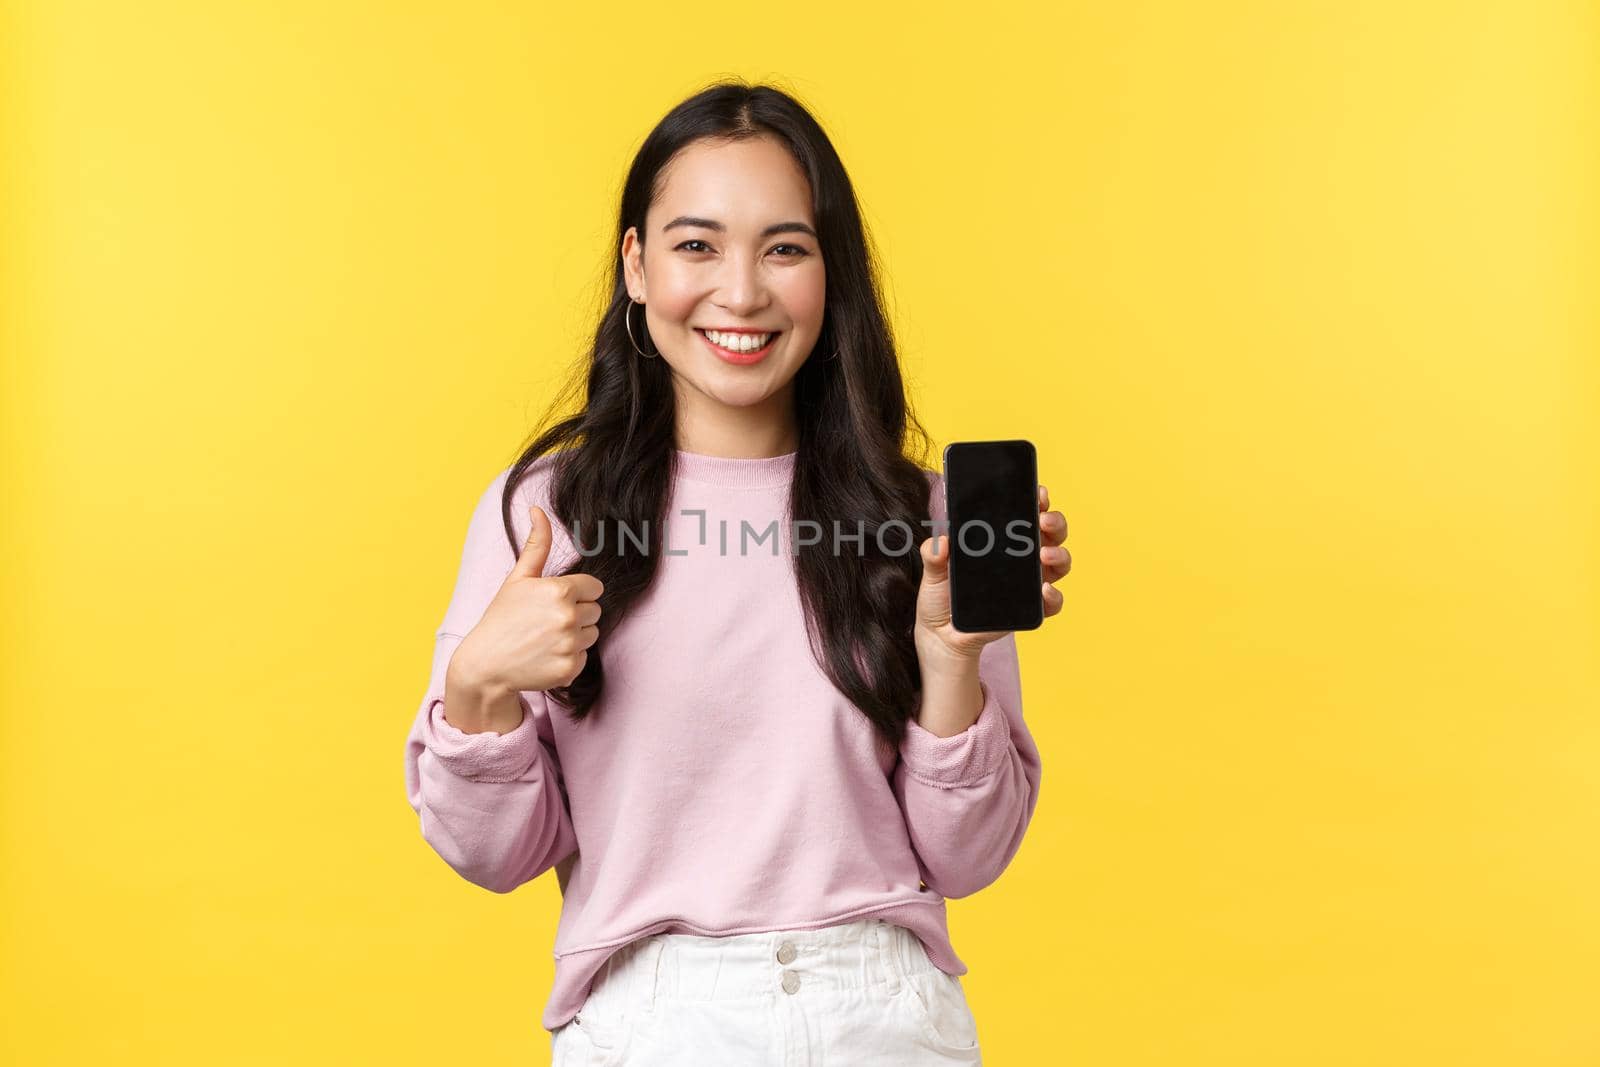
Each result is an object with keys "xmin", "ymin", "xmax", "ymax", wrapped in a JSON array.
[{"xmin": 672, "ymin": 447, "xmax": 797, "ymax": 489}]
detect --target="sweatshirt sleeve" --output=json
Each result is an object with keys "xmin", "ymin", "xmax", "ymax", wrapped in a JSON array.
[
  {"xmin": 402, "ymin": 465, "xmax": 579, "ymax": 894},
  {"xmin": 891, "ymin": 470, "xmax": 1044, "ymax": 899}
]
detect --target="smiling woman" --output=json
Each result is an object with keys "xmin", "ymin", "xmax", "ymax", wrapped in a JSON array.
[
  {"xmin": 622, "ymin": 135, "xmax": 830, "ymax": 403},
  {"xmin": 402, "ymin": 78, "xmax": 1060, "ymax": 1066}
]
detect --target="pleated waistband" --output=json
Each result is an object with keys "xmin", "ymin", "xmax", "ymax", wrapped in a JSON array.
[{"xmin": 583, "ymin": 917, "xmax": 940, "ymax": 1015}]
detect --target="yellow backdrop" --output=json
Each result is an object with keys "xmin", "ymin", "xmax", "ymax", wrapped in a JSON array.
[{"xmin": 2, "ymin": 1, "xmax": 1595, "ymax": 1064}]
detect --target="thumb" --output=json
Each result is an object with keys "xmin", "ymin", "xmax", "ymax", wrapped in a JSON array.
[
  {"xmin": 511, "ymin": 504, "xmax": 552, "ymax": 579},
  {"xmin": 919, "ymin": 530, "xmax": 951, "ymax": 586}
]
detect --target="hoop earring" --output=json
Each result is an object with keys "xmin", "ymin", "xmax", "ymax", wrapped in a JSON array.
[{"xmin": 625, "ymin": 298, "xmax": 659, "ymax": 359}]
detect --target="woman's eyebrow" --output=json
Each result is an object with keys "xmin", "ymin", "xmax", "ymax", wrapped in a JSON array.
[{"xmin": 662, "ymin": 215, "xmax": 818, "ymax": 240}]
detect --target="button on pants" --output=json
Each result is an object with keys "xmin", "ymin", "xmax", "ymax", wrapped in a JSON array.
[{"xmin": 550, "ymin": 917, "xmax": 983, "ymax": 1066}]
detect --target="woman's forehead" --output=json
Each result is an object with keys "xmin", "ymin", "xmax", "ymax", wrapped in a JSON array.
[{"xmin": 652, "ymin": 139, "xmax": 815, "ymax": 227}]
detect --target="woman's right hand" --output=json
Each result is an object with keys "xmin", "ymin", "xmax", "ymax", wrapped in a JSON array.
[{"xmin": 449, "ymin": 504, "xmax": 605, "ymax": 705}]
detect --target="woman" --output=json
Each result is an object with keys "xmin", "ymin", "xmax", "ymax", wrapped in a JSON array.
[{"xmin": 403, "ymin": 80, "xmax": 1071, "ymax": 1065}]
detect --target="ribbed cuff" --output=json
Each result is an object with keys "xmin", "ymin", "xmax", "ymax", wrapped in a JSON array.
[
  {"xmin": 424, "ymin": 695, "xmax": 541, "ymax": 783},
  {"xmin": 898, "ymin": 680, "xmax": 1013, "ymax": 786}
]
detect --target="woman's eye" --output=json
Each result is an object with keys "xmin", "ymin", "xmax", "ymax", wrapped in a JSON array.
[{"xmin": 672, "ymin": 240, "xmax": 811, "ymax": 258}]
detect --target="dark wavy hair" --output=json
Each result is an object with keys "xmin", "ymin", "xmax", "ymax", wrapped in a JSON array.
[{"xmin": 500, "ymin": 79, "xmax": 936, "ymax": 750}]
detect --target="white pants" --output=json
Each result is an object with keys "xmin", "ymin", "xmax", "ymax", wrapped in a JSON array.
[{"xmin": 550, "ymin": 917, "xmax": 983, "ymax": 1066}]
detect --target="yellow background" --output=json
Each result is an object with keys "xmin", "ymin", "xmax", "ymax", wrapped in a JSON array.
[{"xmin": 3, "ymin": 1, "xmax": 1596, "ymax": 1063}]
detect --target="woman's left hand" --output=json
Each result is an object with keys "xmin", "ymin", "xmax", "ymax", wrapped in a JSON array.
[{"xmin": 914, "ymin": 484, "xmax": 1071, "ymax": 664}]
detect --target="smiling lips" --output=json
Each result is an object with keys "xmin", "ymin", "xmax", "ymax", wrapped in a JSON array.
[{"xmin": 696, "ymin": 328, "xmax": 781, "ymax": 365}]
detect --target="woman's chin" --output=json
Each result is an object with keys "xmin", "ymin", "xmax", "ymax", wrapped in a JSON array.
[
  {"xmin": 665, "ymin": 352, "xmax": 807, "ymax": 406},
  {"xmin": 701, "ymin": 378, "xmax": 779, "ymax": 407}
]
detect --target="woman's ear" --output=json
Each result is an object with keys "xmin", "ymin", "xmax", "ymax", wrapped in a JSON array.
[{"xmin": 620, "ymin": 226, "xmax": 645, "ymax": 301}]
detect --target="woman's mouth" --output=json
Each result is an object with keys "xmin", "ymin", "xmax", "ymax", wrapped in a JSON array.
[{"xmin": 696, "ymin": 328, "xmax": 780, "ymax": 365}]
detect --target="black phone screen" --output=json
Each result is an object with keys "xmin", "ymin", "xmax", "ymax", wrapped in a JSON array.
[{"xmin": 943, "ymin": 440, "xmax": 1043, "ymax": 633}]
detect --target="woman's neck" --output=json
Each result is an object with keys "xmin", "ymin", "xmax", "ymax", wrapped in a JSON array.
[{"xmin": 674, "ymin": 411, "xmax": 798, "ymax": 458}]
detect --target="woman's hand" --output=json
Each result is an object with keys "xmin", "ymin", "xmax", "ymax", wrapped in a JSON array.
[
  {"xmin": 448, "ymin": 505, "xmax": 605, "ymax": 713},
  {"xmin": 914, "ymin": 483, "xmax": 1071, "ymax": 666}
]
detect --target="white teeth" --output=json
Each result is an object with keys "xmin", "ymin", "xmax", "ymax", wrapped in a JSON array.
[{"xmin": 704, "ymin": 329, "xmax": 773, "ymax": 352}]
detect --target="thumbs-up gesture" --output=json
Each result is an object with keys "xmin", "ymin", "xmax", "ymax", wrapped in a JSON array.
[
  {"xmin": 451, "ymin": 504, "xmax": 606, "ymax": 701},
  {"xmin": 914, "ymin": 484, "xmax": 1070, "ymax": 664}
]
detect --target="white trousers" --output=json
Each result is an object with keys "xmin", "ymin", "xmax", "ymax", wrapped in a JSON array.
[{"xmin": 550, "ymin": 917, "xmax": 983, "ymax": 1066}]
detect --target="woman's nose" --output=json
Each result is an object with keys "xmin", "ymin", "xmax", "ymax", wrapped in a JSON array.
[{"xmin": 712, "ymin": 254, "xmax": 768, "ymax": 311}]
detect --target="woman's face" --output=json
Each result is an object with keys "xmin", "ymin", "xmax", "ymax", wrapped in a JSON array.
[{"xmin": 621, "ymin": 135, "xmax": 827, "ymax": 439}]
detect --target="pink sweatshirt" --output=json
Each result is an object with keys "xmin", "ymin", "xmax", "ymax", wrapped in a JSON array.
[{"xmin": 403, "ymin": 449, "xmax": 1042, "ymax": 1032}]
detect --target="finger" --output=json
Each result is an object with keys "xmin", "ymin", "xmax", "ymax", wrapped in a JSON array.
[
  {"xmin": 564, "ymin": 572, "xmax": 606, "ymax": 602},
  {"xmin": 1041, "ymin": 544, "xmax": 1072, "ymax": 582},
  {"xmin": 575, "ymin": 600, "xmax": 602, "ymax": 627},
  {"xmin": 1038, "ymin": 484, "xmax": 1049, "ymax": 511},
  {"xmin": 919, "ymin": 534, "xmax": 950, "ymax": 585},
  {"xmin": 1039, "ymin": 509, "xmax": 1067, "ymax": 547},
  {"xmin": 576, "ymin": 623, "xmax": 600, "ymax": 649},
  {"xmin": 511, "ymin": 505, "xmax": 552, "ymax": 578},
  {"xmin": 1042, "ymin": 581, "xmax": 1065, "ymax": 618}
]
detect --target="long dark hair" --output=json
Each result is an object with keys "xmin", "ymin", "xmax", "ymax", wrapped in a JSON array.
[{"xmin": 501, "ymin": 79, "xmax": 935, "ymax": 750}]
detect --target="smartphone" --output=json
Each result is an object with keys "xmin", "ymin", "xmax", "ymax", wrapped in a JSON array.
[{"xmin": 942, "ymin": 440, "xmax": 1044, "ymax": 633}]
